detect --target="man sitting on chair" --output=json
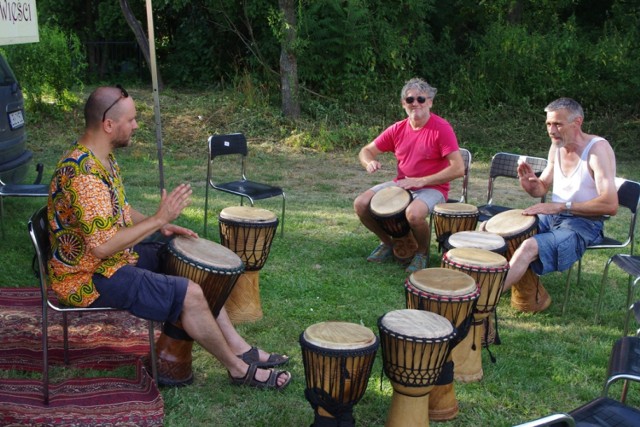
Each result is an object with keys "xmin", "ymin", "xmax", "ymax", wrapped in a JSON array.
[
  {"xmin": 353, "ymin": 77, "xmax": 465, "ymax": 273},
  {"xmin": 47, "ymin": 86, "xmax": 291, "ymax": 390},
  {"xmin": 502, "ymin": 98, "xmax": 618, "ymax": 306}
]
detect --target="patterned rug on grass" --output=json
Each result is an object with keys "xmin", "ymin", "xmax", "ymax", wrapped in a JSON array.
[
  {"xmin": 0, "ymin": 288, "xmax": 164, "ymax": 426},
  {"xmin": 0, "ymin": 360, "xmax": 163, "ymax": 426},
  {"xmin": 0, "ymin": 287, "xmax": 158, "ymax": 371}
]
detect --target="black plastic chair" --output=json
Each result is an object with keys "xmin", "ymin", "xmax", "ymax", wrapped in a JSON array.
[
  {"xmin": 0, "ymin": 162, "xmax": 48, "ymax": 237},
  {"xmin": 598, "ymin": 255, "xmax": 640, "ymax": 334},
  {"xmin": 513, "ymin": 336, "xmax": 640, "ymax": 427},
  {"xmin": 567, "ymin": 179, "xmax": 640, "ymax": 317},
  {"xmin": 478, "ymin": 152, "xmax": 548, "ymax": 222},
  {"xmin": 203, "ymin": 133, "xmax": 286, "ymax": 237},
  {"xmin": 28, "ymin": 206, "xmax": 158, "ymax": 404}
]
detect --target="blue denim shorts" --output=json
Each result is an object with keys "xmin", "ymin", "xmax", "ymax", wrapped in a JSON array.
[
  {"xmin": 91, "ymin": 241, "xmax": 188, "ymax": 323},
  {"xmin": 531, "ymin": 214, "xmax": 604, "ymax": 275},
  {"xmin": 371, "ymin": 181, "xmax": 445, "ymax": 211}
]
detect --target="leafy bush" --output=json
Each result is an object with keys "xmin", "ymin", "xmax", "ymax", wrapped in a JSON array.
[
  {"xmin": 1, "ymin": 24, "xmax": 86, "ymax": 111},
  {"xmin": 447, "ymin": 14, "xmax": 640, "ymax": 112}
]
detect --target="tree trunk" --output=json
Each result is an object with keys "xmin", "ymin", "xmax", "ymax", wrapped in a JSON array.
[
  {"xmin": 119, "ymin": 0, "xmax": 163, "ymax": 90},
  {"xmin": 278, "ymin": 0, "xmax": 300, "ymax": 120}
]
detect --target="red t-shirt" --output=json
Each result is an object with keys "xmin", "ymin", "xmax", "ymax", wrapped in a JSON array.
[{"xmin": 374, "ymin": 113, "xmax": 459, "ymax": 198}]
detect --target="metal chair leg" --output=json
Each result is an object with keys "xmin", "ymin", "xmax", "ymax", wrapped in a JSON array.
[
  {"xmin": 563, "ymin": 258, "xmax": 583, "ymax": 316},
  {"xmin": 63, "ymin": 312, "xmax": 70, "ymax": 365},
  {"xmin": 562, "ymin": 263, "xmax": 575, "ymax": 316},
  {"xmin": 0, "ymin": 196, "xmax": 4, "ymax": 238},
  {"xmin": 596, "ymin": 257, "xmax": 615, "ymax": 324},
  {"xmin": 42, "ymin": 303, "xmax": 50, "ymax": 404},
  {"xmin": 148, "ymin": 320, "xmax": 158, "ymax": 380},
  {"xmin": 280, "ymin": 193, "xmax": 286, "ymax": 237}
]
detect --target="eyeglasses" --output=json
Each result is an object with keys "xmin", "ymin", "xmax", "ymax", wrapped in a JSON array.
[
  {"xmin": 101, "ymin": 84, "xmax": 129, "ymax": 122},
  {"xmin": 405, "ymin": 96, "xmax": 427, "ymax": 104}
]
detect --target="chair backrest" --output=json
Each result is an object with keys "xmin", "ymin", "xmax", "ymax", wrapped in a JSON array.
[
  {"xmin": 208, "ymin": 133, "xmax": 249, "ymax": 182},
  {"xmin": 447, "ymin": 148, "xmax": 472, "ymax": 203},
  {"xmin": 612, "ymin": 178, "xmax": 640, "ymax": 254},
  {"xmin": 460, "ymin": 148, "xmax": 472, "ymax": 203},
  {"xmin": 28, "ymin": 206, "xmax": 50, "ymax": 300},
  {"xmin": 604, "ymin": 336, "xmax": 640, "ymax": 397},
  {"xmin": 208, "ymin": 133, "xmax": 248, "ymax": 159},
  {"xmin": 618, "ymin": 178, "xmax": 640, "ymax": 215},
  {"xmin": 486, "ymin": 152, "xmax": 548, "ymax": 205}
]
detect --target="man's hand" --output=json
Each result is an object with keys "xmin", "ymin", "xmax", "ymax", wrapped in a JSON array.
[
  {"xmin": 365, "ymin": 160, "xmax": 382, "ymax": 173},
  {"xmin": 155, "ymin": 183, "xmax": 192, "ymax": 224},
  {"xmin": 517, "ymin": 162, "xmax": 542, "ymax": 194},
  {"xmin": 522, "ymin": 202, "xmax": 563, "ymax": 216},
  {"xmin": 396, "ymin": 177, "xmax": 423, "ymax": 190},
  {"xmin": 161, "ymin": 223, "xmax": 198, "ymax": 238}
]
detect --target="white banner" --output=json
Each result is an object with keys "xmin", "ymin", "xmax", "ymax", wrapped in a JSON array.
[{"xmin": 0, "ymin": 0, "xmax": 39, "ymax": 46}]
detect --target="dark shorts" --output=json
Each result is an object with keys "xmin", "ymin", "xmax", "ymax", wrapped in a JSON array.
[
  {"xmin": 531, "ymin": 214, "xmax": 604, "ymax": 275},
  {"xmin": 92, "ymin": 241, "xmax": 188, "ymax": 324}
]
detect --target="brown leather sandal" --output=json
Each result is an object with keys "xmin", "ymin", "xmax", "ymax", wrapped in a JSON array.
[
  {"xmin": 237, "ymin": 346, "xmax": 289, "ymax": 367},
  {"xmin": 228, "ymin": 363, "xmax": 291, "ymax": 391}
]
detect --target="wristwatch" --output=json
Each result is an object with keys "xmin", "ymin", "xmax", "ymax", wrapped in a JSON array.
[{"xmin": 565, "ymin": 201, "xmax": 572, "ymax": 214}]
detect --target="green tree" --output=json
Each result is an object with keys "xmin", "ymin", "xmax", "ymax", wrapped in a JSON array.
[{"xmin": 1, "ymin": 24, "xmax": 86, "ymax": 110}]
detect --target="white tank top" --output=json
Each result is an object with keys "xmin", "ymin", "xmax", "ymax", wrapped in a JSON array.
[{"xmin": 551, "ymin": 137, "xmax": 603, "ymax": 203}]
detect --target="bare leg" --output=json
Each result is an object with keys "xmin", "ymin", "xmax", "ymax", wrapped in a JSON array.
[
  {"xmin": 179, "ymin": 282, "xmax": 289, "ymax": 386},
  {"xmin": 216, "ymin": 306, "xmax": 287, "ymax": 362},
  {"xmin": 354, "ymin": 190, "xmax": 393, "ymax": 246},
  {"xmin": 406, "ymin": 199, "xmax": 431, "ymax": 254},
  {"xmin": 503, "ymin": 238, "xmax": 539, "ymax": 291}
]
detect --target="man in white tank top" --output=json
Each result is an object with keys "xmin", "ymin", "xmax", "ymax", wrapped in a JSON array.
[{"xmin": 502, "ymin": 98, "xmax": 618, "ymax": 307}]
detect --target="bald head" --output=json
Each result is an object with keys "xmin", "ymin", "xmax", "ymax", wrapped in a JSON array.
[{"xmin": 84, "ymin": 86, "xmax": 129, "ymax": 129}]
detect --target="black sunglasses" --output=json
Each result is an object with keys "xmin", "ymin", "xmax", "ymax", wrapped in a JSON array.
[
  {"xmin": 101, "ymin": 84, "xmax": 129, "ymax": 122},
  {"xmin": 405, "ymin": 96, "xmax": 427, "ymax": 104}
]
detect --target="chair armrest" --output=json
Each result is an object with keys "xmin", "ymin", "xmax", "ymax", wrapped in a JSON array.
[{"xmin": 513, "ymin": 413, "xmax": 575, "ymax": 427}]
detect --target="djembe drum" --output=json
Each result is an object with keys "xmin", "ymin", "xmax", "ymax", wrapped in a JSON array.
[
  {"xmin": 378, "ymin": 309, "xmax": 456, "ymax": 427},
  {"xmin": 484, "ymin": 209, "xmax": 551, "ymax": 313},
  {"xmin": 405, "ymin": 268, "xmax": 479, "ymax": 421},
  {"xmin": 300, "ymin": 321, "xmax": 379, "ymax": 427},
  {"xmin": 444, "ymin": 230, "xmax": 507, "ymax": 255},
  {"xmin": 369, "ymin": 186, "xmax": 419, "ymax": 263},
  {"xmin": 441, "ymin": 247, "xmax": 509, "ymax": 383},
  {"xmin": 155, "ymin": 236, "xmax": 244, "ymax": 387},
  {"xmin": 444, "ymin": 230, "xmax": 507, "ymax": 347},
  {"xmin": 218, "ymin": 206, "xmax": 279, "ymax": 323},
  {"xmin": 432, "ymin": 203, "xmax": 479, "ymax": 251}
]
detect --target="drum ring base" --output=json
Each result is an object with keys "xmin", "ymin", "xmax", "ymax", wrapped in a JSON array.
[{"xmin": 157, "ymin": 373, "xmax": 194, "ymax": 388}]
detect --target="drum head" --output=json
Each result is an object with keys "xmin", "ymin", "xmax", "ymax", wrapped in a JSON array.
[
  {"xmin": 409, "ymin": 268, "xmax": 477, "ymax": 297},
  {"xmin": 169, "ymin": 236, "xmax": 244, "ymax": 272},
  {"xmin": 303, "ymin": 321, "xmax": 377, "ymax": 350},
  {"xmin": 433, "ymin": 202, "xmax": 478, "ymax": 215},
  {"xmin": 445, "ymin": 247, "xmax": 508, "ymax": 269},
  {"xmin": 380, "ymin": 309, "xmax": 454, "ymax": 340},
  {"xmin": 219, "ymin": 206, "xmax": 277, "ymax": 223},
  {"xmin": 484, "ymin": 209, "xmax": 536, "ymax": 237},
  {"xmin": 447, "ymin": 231, "xmax": 506, "ymax": 252},
  {"xmin": 370, "ymin": 186, "xmax": 411, "ymax": 216}
]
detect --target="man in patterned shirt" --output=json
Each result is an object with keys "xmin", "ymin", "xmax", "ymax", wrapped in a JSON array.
[{"xmin": 47, "ymin": 85, "xmax": 291, "ymax": 390}]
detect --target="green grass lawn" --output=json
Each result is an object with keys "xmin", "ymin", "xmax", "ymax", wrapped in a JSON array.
[{"xmin": 1, "ymin": 87, "xmax": 639, "ymax": 426}]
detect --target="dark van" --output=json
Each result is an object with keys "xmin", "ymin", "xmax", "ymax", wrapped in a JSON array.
[{"xmin": 0, "ymin": 53, "xmax": 31, "ymax": 184}]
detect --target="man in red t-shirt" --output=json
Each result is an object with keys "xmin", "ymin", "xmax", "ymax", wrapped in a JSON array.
[{"xmin": 354, "ymin": 77, "xmax": 464, "ymax": 273}]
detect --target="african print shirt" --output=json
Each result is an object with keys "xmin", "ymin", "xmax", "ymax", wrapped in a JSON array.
[{"xmin": 48, "ymin": 144, "xmax": 138, "ymax": 307}]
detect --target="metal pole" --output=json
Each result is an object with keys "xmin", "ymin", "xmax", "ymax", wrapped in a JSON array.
[{"xmin": 145, "ymin": 0, "xmax": 164, "ymax": 191}]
